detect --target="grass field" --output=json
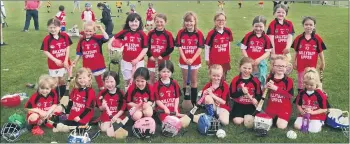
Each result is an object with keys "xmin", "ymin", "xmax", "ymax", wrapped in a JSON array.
[{"xmin": 1, "ymin": 1, "xmax": 349, "ymax": 143}]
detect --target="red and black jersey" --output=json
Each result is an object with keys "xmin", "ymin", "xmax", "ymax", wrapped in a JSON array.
[
  {"xmin": 175, "ymin": 28, "xmax": 205, "ymax": 65},
  {"xmin": 266, "ymin": 73, "xmax": 294, "ymax": 106},
  {"xmin": 114, "ymin": 29, "xmax": 148, "ymax": 62},
  {"xmin": 240, "ymin": 31, "xmax": 272, "ymax": 60},
  {"xmin": 153, "ymin": 79, "xmax": 181, "ymax": 111},
  {"xmin": 146, "ymin": 29, "xmax": 175, "ymax": 68},
  {"xmin": 25, "ymin": 91, "xmax": 58, "ymax": 111},
  {"xmin": 292, "ymin": 32, "xmax": 326, "ymax": 72},
  {"xmin": 67, "ymin": 87, "xmax": 96, "ymax": 124},
  {"xmin": 296, "ymin": 89, "xmax": 329, "ymax": 120},
  {"xmin": 205, "ymin": 27, "xmax": 233, "ymax": 64},
  {"xmin": 266, "ymin": 18, "xmax": 295, "ymax": 54},
  {"xmin": 41, "ymin": 32, "xmax": 73, "ymax": 69},
  {"xmin": 76, "ymin": 34, "xmax": 109, "ymax": 72},
  {"xmin": 97, "ymin": 88, "xmax": 126, "ymax": 118},
  {"xmin": 125, "ymin": 83, "xmax": 154, "ymax": 109},
  {"xmin": 230, "ymin": 74, "xmax": 262, "ymax": 105},
  {"xmin": 201, "ymin": 81, "xmax": 230, "ymax": 111}
]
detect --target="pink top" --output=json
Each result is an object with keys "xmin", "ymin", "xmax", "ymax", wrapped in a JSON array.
[{"xmin": 25, "ymin": 0, "xmax": 40, "ymax": 10}]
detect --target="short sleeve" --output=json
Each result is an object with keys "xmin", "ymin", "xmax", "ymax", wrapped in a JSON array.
[
  {"xmin": 96, "ymin": 90, "xmax": 105, "ymax": 107},
  {"xmin": 167, "ymin": 31, "xmax": 175, "ymax": 48},
  {"xmin": 24, "ymin": 93, "xmax": 37, "ymax": 108},
  {"xmin": 86, "ymin": 89, "xmax": 96, "ymax": 108},
  {"xmin": 264, "ymin": 35, "xmax": 272, "ymax": 51},
  {"xmin": 266, "ymin": 21, "xmax": 275, "ymax": 35},
  {"xmin": 205, "ymin": 30, "xmax": 214, "ymax": 47},
  {"xmin": 175, "ymin": 30, "xmax": 183, "ymax": 47},
  {"xmin": 63, "ymin": 32, "xmax": 73, "ymax": 46},
  {"xmin": 316, "ymin": 35, "xmax": 327, "ymax": 53},
  {"xmin": 153, "ymin": 82, "xmax": 160, "ymax": 100},
  {"xmin": 141, "ymin": 31, "xmax": 148, "ymax": 48},
  {"xmin": 76, "ymin": 39, "xmax": 83, "ymax": 55},
  {"xmin": 114, "ymin": 30, "xmax": 126, "ymax": 39},
  {"xmin": 41, "ymin": 36, "xmax": 49, "ymax": 51},
  {"xmin": 197, "ymin": 30, "xmax": 205, "ymax": 48}
]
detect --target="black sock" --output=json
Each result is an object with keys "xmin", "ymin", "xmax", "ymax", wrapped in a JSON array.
[
  {"xmin": 59, "ymin": 85, "xmax": 66, "ymax": 98},
  {"xmin": 191, "ymin": 88, "xmax": 198, "ymax": 106}
]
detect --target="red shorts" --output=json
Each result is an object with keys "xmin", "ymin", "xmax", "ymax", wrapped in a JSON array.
[
  {"xmin": 259, "ymin": 2, "xmax": 264, "ymax": 4},
  {"xmin": 264, "ymin": 104, "xmax": 292, "ymax": 121},
  {"xmin": 100, "ymin": 111, "xmax": 126, "ymax": 122},
  {"xmin": 209, "ymin": 63, "xmax": 231, "ymax": 72}
]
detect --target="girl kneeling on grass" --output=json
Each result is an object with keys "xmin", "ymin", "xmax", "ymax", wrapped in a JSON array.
[
  {"xmin": 230, "ymin": 57, "xmax": 262, "ymax": 128},
  {"xmin": 125, "ymin": 67, "xmax": 154, "ymax": 121},
  {"xmin": 201, "ymin": 64, "xmax": 230, "ymax": 125},
  {"xmin": 154, "ymin": 60, "xmax": 182, "ymax": 121},
  {"xmin": 294, "ymin": 67, "xmax": 329, "ymax": 133},
  {"xmin": 25, "ymin": 74, "xmax": 64, "ymax": 135},
  {"xmin": 96, "ymin": 71, "xmax": 126, "ymax": 136},
  {"xmin": 65, "ymin": 68, "xmax": 96, "ymax": 126}
]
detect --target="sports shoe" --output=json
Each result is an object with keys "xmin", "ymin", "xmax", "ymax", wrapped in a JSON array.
[{"xmin": 31, "ymin": 126, "xmax": 44, "ymax": 135}]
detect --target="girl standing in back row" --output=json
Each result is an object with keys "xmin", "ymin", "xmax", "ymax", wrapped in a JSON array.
[{"xmin": 175, "ymin": 11, "xmax": 205, "ymax": 109}]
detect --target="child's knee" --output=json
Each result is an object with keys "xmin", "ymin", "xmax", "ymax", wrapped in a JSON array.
[
  {"xmin": 132, "ymin": 110, "xmax": 143, "ymax": 121},
  {"xmin": 28, "ymin": 113, "xmax": 40, "ymax": 124},
  {"xmin": 54, "ymin": 106, "xmax": 64, "ymax": 114},
  {"xmin": 308, "ymin": 121, "xmax": 323, "ymax": 133},
  {"xmin": 220, "ymin": 117, "xmax": 229, "ymax": 126},
  {"xmin": 277, "ymin": 119, "xmax": 288, "ymax": 129},
  {"xmin": 106, "ymin": 127, "xmax": 115, "ymax": 137},
  {"xmin": 142, "ymin": 106, "xmax": 153, "ymax": 117},
  {"xmin": 100, "ymin": 122, "xmax": 111, "ymax": 132},
  {"xmin": 294, "ymin": 123, "xmax": 301, "ymax": 130},
  {"xmin": 243, "ymin": 115, "xmax": 254, "ymax": 128},
  {"xmin": 233, "ymin": 118, "xmax": 244, "ymax": 125}
]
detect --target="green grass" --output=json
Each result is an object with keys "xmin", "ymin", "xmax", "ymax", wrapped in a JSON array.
[{"xmin": 1, "ymin": 1, "xmax": 349, "ymax": 143}]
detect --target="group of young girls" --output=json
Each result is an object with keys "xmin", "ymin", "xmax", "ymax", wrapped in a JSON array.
[{"xmin": 25, "ymin": 3, "xmax": 329, "ymax": 137}]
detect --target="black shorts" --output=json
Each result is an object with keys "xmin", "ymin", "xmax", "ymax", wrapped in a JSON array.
[{"xmin": 230, "ymin": 102, "xmax": 256, "ymax": 118}]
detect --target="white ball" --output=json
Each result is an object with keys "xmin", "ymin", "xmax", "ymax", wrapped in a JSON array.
[
  {"xmin": 216, "ymin": 129, "xmax": 226, "ymax": 138},
  {"xmin": 286, "ymin": 130, "xmax": 297, "ymax": 139}
]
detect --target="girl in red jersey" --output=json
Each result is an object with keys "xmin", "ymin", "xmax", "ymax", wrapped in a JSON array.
[
  {"xmin": 267, "ymin": 4, "xmax": 294, "ymax": 57},
  {"xmin": 41, "ymin": 18, "xmax": 73, "ymax": 98},
  {"xmin": 147, "ymin": 13, "xmax": 175, "ymax": 85},
  {"xmin": 96, "ymin": 71, "xmax": 126, "ymax": 136},
  {"xmin": 264, "ymin": 55, "xmax": 294, "ymax": 129},
  {"xmin": 25, "ymin": 74, "xmax": 63, "ymax": 135},
  {"xmin": 125, "ymin": 67, "xmax": 154, "ymax": 121},
  {"xmin": 292, "ymin": 16, "xmax": 326, "ymax": 93},
  {"xmin": 240, "ymin": 16, "xmax": 272, "ymax": 86},
  {"xmin": 175, "ymin": 11, "xmax": 205, "ymax": 107},
  {"xmin": 205, "ymin": 12, "xmax": 233, "ymax": 81},
  {"xmin": 65, "ymin": 68, "xmax": 96, "ymax": 126},
  {"xmin": 230, "ymin": 57, "xmax": 261, "ymax": 127},
  {"xmin": 108, "ymin": 13, "xmax": 148, "ymax": 92},
  {"xmin": 144, "ymin": 3, "xmax": 156, "ymax": 31},
  {"xmin": 72, "ymin": 21, "xmax": 109, "ymax": 91},
  {"xmin": 154, "ymin": 60, "xmax": 182, "ymax": 121},
  {"xmin": 201, "ymin": 64, "xmax": 231, "ymax": 125},
  {"xmin": 294, "ymin": 67, "xmax": 329, "ymax": 133}
]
